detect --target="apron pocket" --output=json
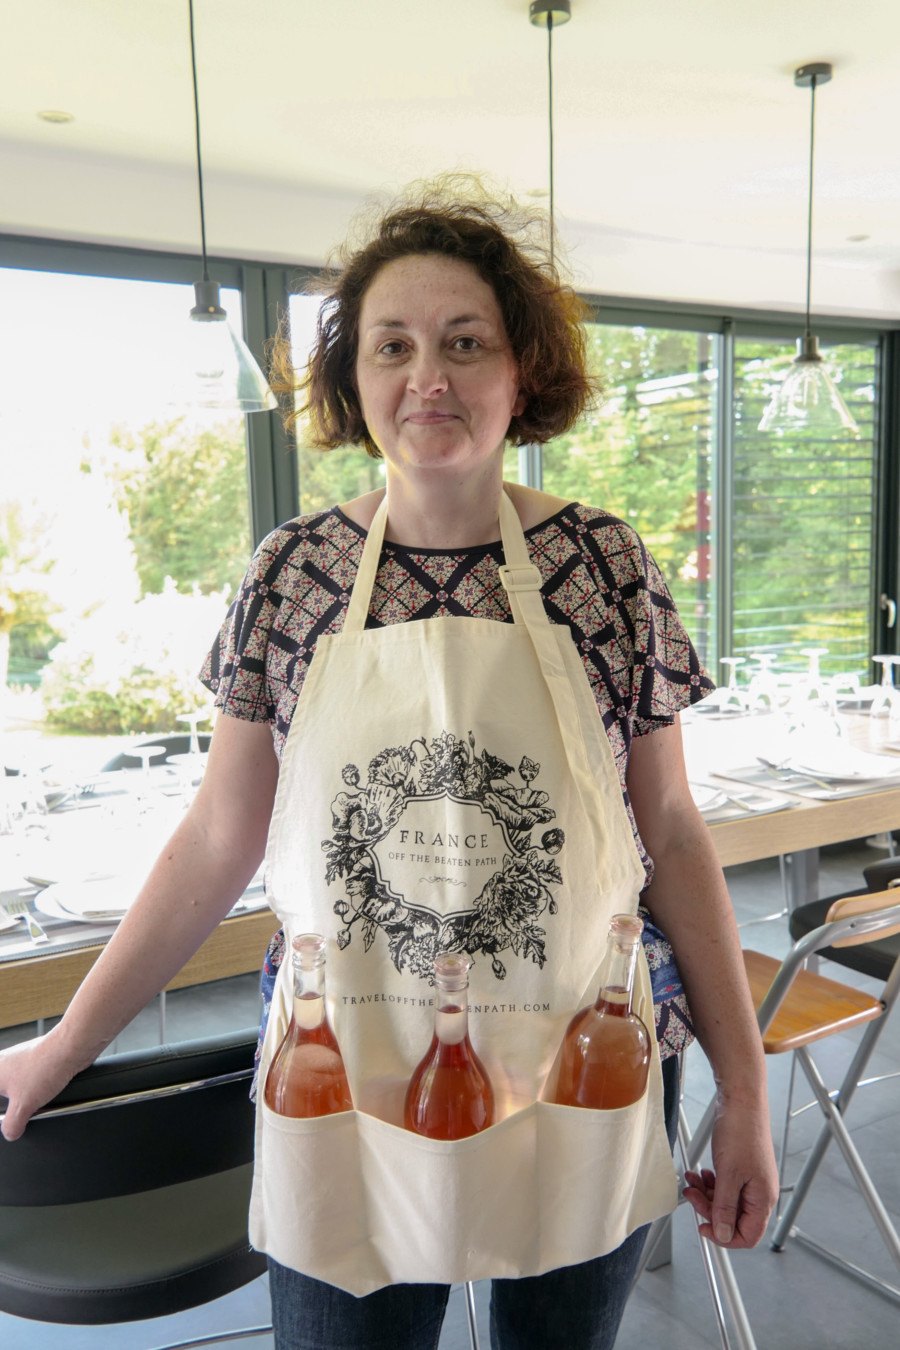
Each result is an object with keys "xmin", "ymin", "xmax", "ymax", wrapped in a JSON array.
[
  {"xmin": 253, "ymin": 1101, "xmax": 380, "ymax": 1295},
  {"xmin": 532, "ymin": 1082, "xmax": 678, "ymax": 1273},
  {"xmin": 251, "ymin": 1060, "xmax": 676, "ymax": 1296}
]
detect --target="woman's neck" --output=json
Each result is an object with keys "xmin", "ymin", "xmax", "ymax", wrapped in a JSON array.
[
  {"xmin": 338, "ymin": 475, "xmax": 575, "ymax": 549},
  {"xmin": 383, "ymin": 462, "xmax": 506, "ymax": 548}
]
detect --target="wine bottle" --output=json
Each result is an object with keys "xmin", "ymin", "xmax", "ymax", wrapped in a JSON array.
[
  {"xmin": 404, "ymin": 952, "xmax": 494, "ymax": 1140},
  {"xmin": 264, "ymin": 933, "xmax": 353, "ymax": 1118},
  {"xmin": 549, "ymin": 914, "xmax": 651, "ymax": 1110}
]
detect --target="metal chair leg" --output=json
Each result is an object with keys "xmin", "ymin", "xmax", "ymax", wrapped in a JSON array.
[
  {"xmin": 776, "ymin": 1048, "xmax": 900, "ymax": 1274},
  {"xmin": 464, "ymin": 1281, "xmax": 481, "ymax": 1350},
  {"xmin": 773, "ymin": 958, "xmax": 900, "ymax": 1250},
  {"xmin": 775, "ymin": 1051, "xmax": 798, "ymax": 1221}
]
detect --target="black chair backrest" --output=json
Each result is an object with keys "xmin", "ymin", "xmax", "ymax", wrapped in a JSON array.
[
  {"xmin": 790, "ymin": 855, "xmax": 900, "ymax": 983},
  {"xmin": 863, "ymin": 856, "xmax": 900, "ymax": 892},
  {"xmin": 0, "ymin": 1027, "xmax": 258, "ymax": 1207}
]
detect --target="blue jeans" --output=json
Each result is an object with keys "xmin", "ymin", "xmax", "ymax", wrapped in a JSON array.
[{"xmin": 268, "ymin": 1055, "xmax": 679, "ymax": 1350}]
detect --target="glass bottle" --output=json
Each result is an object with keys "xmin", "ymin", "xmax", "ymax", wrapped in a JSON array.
[
  {"xmin": 403, "ymin": 952, "xmax": 495, "ymax": 1140},
  {"xmin": 264, "ymin": 933, "xmax": 353, "ymax": 1118},
  {"xmin": 549, "ymin": 914, "xmax": 651, "ymax": 1110}
]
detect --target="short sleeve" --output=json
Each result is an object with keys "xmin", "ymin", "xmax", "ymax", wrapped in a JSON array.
[
  {"xmin": 629, "ymin": 542, "xmax": 714, "ymax": 735},
  {"xmin": 199, "ymin": 535, "xmax": 283, "ymax": 724}
]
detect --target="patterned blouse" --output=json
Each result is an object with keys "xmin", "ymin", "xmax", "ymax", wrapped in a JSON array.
[{"xmin": 200, "ymin": 500, "xmax": 714, "ymax": 1060}]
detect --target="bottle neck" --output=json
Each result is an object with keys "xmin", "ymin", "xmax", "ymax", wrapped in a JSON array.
[
  {"xmin": 433, "ymin": 977, "xmax": 470, "ymax": 1045},
  {"xmin": 595, "ymin": 932, "xmax": 640, "ymax": 1012},
  {"xmin": 291, "ymin": 958, "xmax": 327, "ymax": 1030},
  {"xmin": 292, "ymin": 959, "xmax": 326, "ymax": 1001}
]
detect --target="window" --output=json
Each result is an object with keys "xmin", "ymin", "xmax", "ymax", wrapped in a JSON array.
[
  {"xmin": 0, "ymin": 266, "xmax": 252, "ymax": 771},
  {"xmin": 542, "ymin": 318, "xmax": 882, "ymax": 684},
  {"xmin": 732, "ymin": 336, "xmax": 878, "ymax": 676},
  {"xmin": 542, "ymin": 323, "xmax": 717, "ymax": 670}
]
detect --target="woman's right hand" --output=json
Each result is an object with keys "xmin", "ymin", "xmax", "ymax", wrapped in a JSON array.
[{"xmin": 0, "ymin": 1029, "xmax": 91, "ymax": 1141}]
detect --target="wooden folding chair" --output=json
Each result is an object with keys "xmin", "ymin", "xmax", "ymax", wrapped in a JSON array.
[
  {"xmin": 638, "ymin": 886, "xmax": 900, "ymax": 1349},
  {"xmin": 754, "ymin": 887, "xmax": 900, "ymax": 1303}
]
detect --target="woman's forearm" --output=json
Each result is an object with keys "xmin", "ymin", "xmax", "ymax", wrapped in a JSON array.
[
  {"xmin": 0, "ymin": 715, "xmax": 279, "ymax": 1140},
  {"xmin": 51, "ymin": 802, "xmax": 265, "ymax": 1067},
  {"xmin": 641, "ymin": 818, "xmax": 768, "ymax": 1104}
]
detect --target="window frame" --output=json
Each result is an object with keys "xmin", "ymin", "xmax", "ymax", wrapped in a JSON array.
[{"xmin": 2, "ymin": 235, "xmax": 897, "ymax": 677}]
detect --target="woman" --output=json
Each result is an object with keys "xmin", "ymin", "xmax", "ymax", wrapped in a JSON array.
[{"xmin": 0, "ymin": 180, "xmax": 777, "ymax": 1349}]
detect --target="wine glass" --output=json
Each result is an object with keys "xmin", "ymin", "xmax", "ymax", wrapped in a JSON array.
[
  {"xmin": 127, "ymin": 745, "xmax": 167, "ymax": 814},
  {"xmin": 800, "ymin": 647, "xmax": 831, "ymax": 706},
  {"xmin": 747, "ymin": 652, "xmax": 779, "ymax": 712},
  {"xmin": 177, "ymin": 710, "xmax": 209, "ymax": 757},
  {"xmin": 869, "ymin": 655, "xmax": 900, "ymax": 720},
  {"xmin": 717, "ymin": 657, "xmax": 746, "ymax": 713}
]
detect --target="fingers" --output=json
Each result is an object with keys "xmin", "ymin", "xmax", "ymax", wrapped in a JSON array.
[
  {"xmin": 682, "ymin": 1166, "xmax": 776, "ymax": 1249},
  {"xmin": 0, "ymin": 1106, "xmax": 27, "ymax": 1143}
]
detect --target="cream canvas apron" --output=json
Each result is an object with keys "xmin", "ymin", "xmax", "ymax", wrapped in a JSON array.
[{"xmin": 249, "ymin": 489, "xmax": 678, "ymax": 1295}]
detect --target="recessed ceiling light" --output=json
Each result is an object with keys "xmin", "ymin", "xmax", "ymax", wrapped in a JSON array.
[
  {"xmin": 38, "ymin": 109, "xmax": 74, "ymax": 124},
  {"xmin": 846, "ymin": 234, "xmax": 870, "ymax": 243}
]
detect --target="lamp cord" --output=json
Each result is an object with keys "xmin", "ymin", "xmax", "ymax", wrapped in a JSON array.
[
  {"xmin": 547, "ymin": 12, "xmax": 555, "ymax": 270},
  {"xmin": 804, "ymin": 74, "xmax": 817, "ymax": 339},
  {"xmin": 188, "ymin": 0, "xmax": 210, "ymax": 283}
]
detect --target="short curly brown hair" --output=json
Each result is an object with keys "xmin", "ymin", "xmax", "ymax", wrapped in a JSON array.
[{"xmin": 270, "ymin": 175, "xmax": 595, "ymax": 459}]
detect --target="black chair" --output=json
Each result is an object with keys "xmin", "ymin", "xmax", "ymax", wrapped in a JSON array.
[
  {"xmin": 788, "ymin": 855, "xmax": 900, "ymax": 982},
  {"xmin": 0, "ymin": 1028, "xmax": 270, "ymax": 1339},
  {"xmin": 101, "ymin": 733, "xmax": 213, "ymax": 773}
]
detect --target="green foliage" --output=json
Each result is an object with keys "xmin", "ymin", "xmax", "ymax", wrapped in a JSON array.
[
  {"xmin": 0, "ymin": 500, "xmax": 61, "ymax": 688},
  {"xmin": 732, "ymin": 339, "xmax": 876, "ymax": 674},
  {"xmin": 543, "ymin": 324, "xmax": 715, "ymax": 662},
  {"xmin": 296, "ymin": 443, "xmax": 385, "ymax": 516},
  {"xmin": 41, "ymin": 583, "xmax": 224, "ymax": 735},
  {"xmin": 105, "ymin": 417, "xmax": 251, "ymax": 597},
  {"xmin": 542, "ymin": 324, "xmax": 876, "ymax": 678}
]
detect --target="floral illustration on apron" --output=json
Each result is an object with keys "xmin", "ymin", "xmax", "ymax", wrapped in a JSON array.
[{"xmin": 322, "ymin": 730, "xmax": 566, "ymax": 981}]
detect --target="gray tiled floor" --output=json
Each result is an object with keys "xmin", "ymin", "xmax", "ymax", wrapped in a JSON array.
[{"xmin": 2, "ymin": 838, "xmax": 898, "ymax": 1348}]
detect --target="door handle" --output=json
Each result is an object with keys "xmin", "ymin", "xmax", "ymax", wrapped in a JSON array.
[{"xmin": 881, "ymin": 593, "xmax": 897, "ymax": 629}]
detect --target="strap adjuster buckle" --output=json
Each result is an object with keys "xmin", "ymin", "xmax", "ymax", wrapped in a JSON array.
[{"xmin": 498, "ymin": 564, "xmax": 542, "ymax": 594}]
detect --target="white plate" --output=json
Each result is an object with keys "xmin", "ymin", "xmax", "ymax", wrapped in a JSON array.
[
  {"xmin": 794, "ymin": 750, "xmax": 900, "ymax": 782},
  {"xmin": 38, "ymin": 875, "xmax": 138, "ymax": 921},
  {"xmin": 0, "ymin": 910, "xmax": 21, "ymax": 933}
]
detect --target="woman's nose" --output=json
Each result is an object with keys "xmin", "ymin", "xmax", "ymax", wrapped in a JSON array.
[{"xmin": 407, "ymin": 349, "xmax": 449, "ymax": 398}]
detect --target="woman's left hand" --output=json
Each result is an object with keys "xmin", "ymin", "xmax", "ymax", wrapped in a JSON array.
[{"xmin": 682, "ymin": 1099, "xmax": 779, "ymax": 1248}]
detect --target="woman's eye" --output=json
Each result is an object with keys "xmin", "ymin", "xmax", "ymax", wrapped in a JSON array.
[
  {"xmin": 377, "ymin": 341, "xmax": 406, "ymax": 357},
  {"xmin": 452, "ymin": 336, "xmax": 481, "ymax": 353}
]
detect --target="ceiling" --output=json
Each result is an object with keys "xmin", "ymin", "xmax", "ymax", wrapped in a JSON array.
[{"xmin": 5, "ymin": 0, "xmax": 900, "ymax": 318}]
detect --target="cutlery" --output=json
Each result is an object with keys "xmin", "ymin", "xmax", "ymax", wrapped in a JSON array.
[
  {"xmin": 718, "ymin": 792, "xmax": 779, "ymax": 813},
  {"xmin": 756, "ymin": 756, "xmax": 835, "ymax": 791},
  {"xmin": 1, "ymin": 897, "xmax": 49, "ymax": 943}
]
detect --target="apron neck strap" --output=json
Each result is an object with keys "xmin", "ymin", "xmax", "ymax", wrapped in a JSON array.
[
  {"xmin": 344, "ymin": 495, "xmax": 389, "ymax": 632},
  {"xmin": 343, "ymin": 486, "xmax": 545, "ymax": 634}
]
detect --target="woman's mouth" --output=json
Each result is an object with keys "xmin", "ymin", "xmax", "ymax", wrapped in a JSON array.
[{"xmin": 404, "ymin": 411, "xmax": 458, "ymax": 425}]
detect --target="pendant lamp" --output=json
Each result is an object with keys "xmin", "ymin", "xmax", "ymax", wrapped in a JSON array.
[
  {"xmin": 758, "ymin": 63, "xmax": 857, "ymax": 435},
  {"xmin": 528, "ymin": 2, "xmax": 571, "ymax": 269},
  {"xmin": 522, "ymin": 2, "xmax": 571, "ymax": 488},
  {"xmin": 179, "ymin": 0, "xmax": 276, "ymax": 412}
]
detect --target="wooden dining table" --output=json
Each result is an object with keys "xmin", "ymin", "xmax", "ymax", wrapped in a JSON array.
[
  {"xmin": 0, "ymin": 906, "xmax": 279, "ymax": 1031},
  {"xmin": 683, "ymin": 706, "xmax": 900, "ymax": 907},
  {"xmin": 2, "ymin": 710, "xmax": 898, "ymax": 1031}
]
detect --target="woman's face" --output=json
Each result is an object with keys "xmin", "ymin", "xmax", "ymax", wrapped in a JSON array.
[{"xmin": 354, "ymin": 254, "xmax": 524, "ymax": 479}]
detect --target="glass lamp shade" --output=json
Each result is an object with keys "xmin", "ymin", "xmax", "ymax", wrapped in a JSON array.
[
  {"xmin": 758, "ymin": 334, "xmax": 858, "ymax": 435},
  {"xmin": 175, "ymin": 280, "xmax": 277, "ymax": 413}
]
